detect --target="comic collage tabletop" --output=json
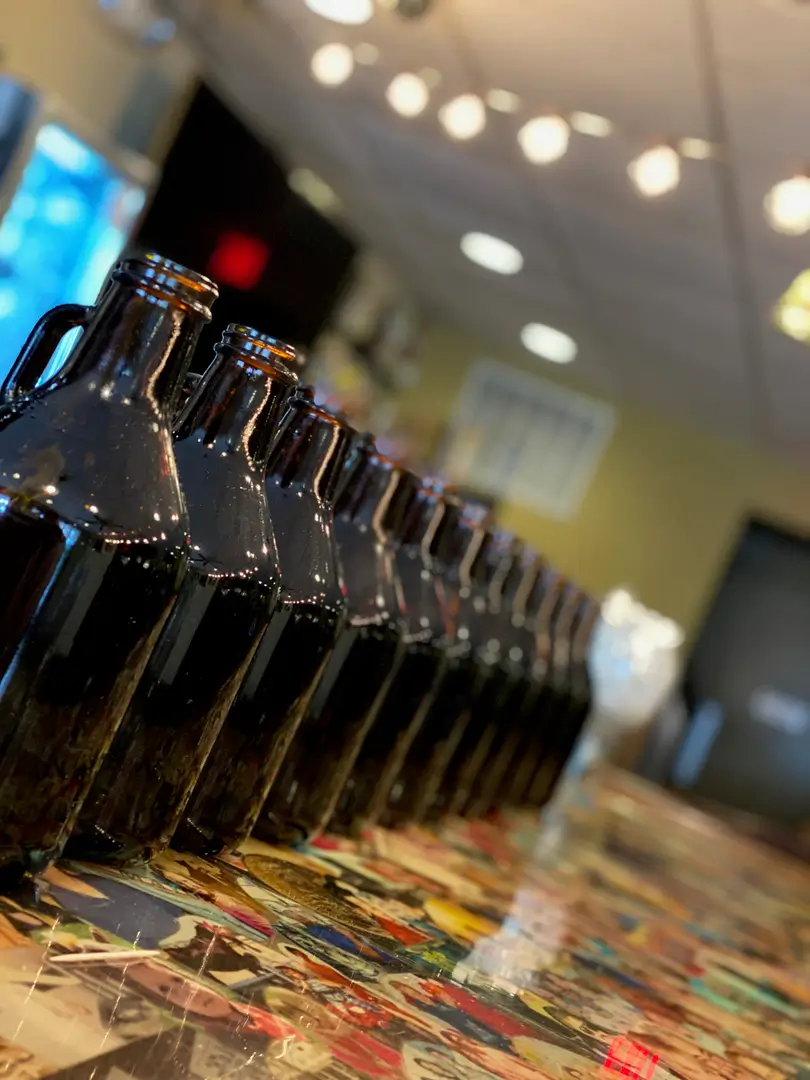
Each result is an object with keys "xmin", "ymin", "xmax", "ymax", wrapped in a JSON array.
[{"xmin": 0, "ymin": 768, "xmax": 808, "ymax": 1079}]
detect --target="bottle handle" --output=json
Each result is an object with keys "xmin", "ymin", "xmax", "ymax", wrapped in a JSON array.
[{"xmin": 1, "ymin": 303, "xmax": 92, "ymax": 404}]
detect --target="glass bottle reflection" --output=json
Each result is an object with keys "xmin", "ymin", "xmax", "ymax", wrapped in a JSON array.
[
  {"xmin": 68, "ymin": 326, "xmax": 298, "ymax": 863},
  {"xmin": 175, "ymin": 393, "xmax": 351, "ymax": 855},
  {"xmin": 383, "ymin": 502, "xmax": 491, "ymax": 827},
  {"xmin": 0, "ymin": 253, "xmax": 217, "ymax": 880},
  {"xmin": 330, "ymin": 474, "xmax": 452, "ymax": 834},
  {"xmin": 256, "ymin": 448, "xmax": 409, "ymax": 844}
]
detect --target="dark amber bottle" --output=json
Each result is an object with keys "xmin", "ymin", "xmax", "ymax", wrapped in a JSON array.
[
  {"xmin": 383, "ymin": 502, "xmax": 491, "ymax": 826},
  {"xmin": 329, "ymin": 474, "xmax": 452, "ymax": 834},
  {"xmin": 462, "ymin": 548, "xmax": 548, "ymax": 817},
  {"xmin": 176, "ymin": 394, "xmax": 351, "ymax": 854},
  {"xmin": 434, "ymin": 531, "xmax": 526, "ymax": 819},
  {"xmin": 256, "ymin": 449, "xmax": 410, "ymax": 844},
  {"xmin": 492, "ymin": 567, "xmax": 565, "ymax": 808},
  {"xmin": 0, "ymin": 253, "xmax": 217, "ymax": 880},
  {"xmin": 526, "ymin": 592, "xmax": 600, "ymax": 808},
  {"xmin": 67, "ymin": 326, "xmax": 298, "ymax": 863}
]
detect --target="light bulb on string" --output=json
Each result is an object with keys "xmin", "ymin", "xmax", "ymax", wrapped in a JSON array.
[
  {"xmin": 386, "ymin": 73, "xmax": 430, "ymax": 117},
  {"xmin": 518, "ymin": 115, "xmax": 570, "ymax": 165},
  {"xmin": 439, "ymin": 94, "xmax": 486, "ymax": 140},
  {"xmin": 764, "ymin": 175, "xmax": 810, "ymax": 236},
  {"xmin": 305, "ymin": 0, "xmax": 374, "ymax": 25},
  {"xmin": 628, "ymin": 144, "xmax": 680, "ymax": 198},
  {"xmin": 311, "ymin": 42, "xmax": 354, "ymax": 86}
]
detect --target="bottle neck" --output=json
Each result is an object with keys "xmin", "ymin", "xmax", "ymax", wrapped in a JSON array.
[
  {"xmin": 174, "ymin": 353, "xmax": 297, "ymax": 475},
  {"xmin": 512, "ymin": 554, "xmax": 544, "ymax": 621},
  {"xmin": 67, "ymin": 261, "xmax": 215, "ymax": 414},
  {"xmin": 336, "ymin": 452, "xmax": 410, "ymax": 539},
  {"xmin": 266, "ymin": 400, "xmax": 351, "ymax": 505},
  {"xmin": 432, "ymin": 499, "xmax": 463, "ymax": 570},
  {"xmin": 400, "ymin": 485, "xmax": 444, "ymax": 554},
  {"xmin": 572, "ymin": 598, "xmax": 600, "ymax": 662}
]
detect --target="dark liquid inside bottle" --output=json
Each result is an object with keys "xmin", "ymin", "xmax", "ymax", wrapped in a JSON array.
[
  {"xmin": 462, "ymin": 673, "xmax": 532, "ymax": 817},
  {"xmin": 176, "ymin": 599, "xmax": 340, "ymax": 854},
  {"xmin": 0, "ymin": 508, "xmax": 182, "ymax": 880},
  {"xmin": 330, "ymin": 643, "xmax": 442, "ymax": 833},
  {"xmin": 67, "ymin": 570, "xmax": 273, "ymax": 863},
  {"xmin": 433, "ymin": 664, "xmax": 513, "ymax": 819},
  {"xmin": 256, "ymin": 624, "xmax": 401, "ymax": 844},
  {"xmin": 383, "ymin": 655, "xmax": 481, "ymax": 826},
  {"xmin": 0, "ymin": 500, "xmax": 67, "ymax": 679}
]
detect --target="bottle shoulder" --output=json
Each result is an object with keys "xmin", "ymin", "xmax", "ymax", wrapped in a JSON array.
[{"xmin": 0, "ymin": 383, "xmax": 187, "ymax": 545}]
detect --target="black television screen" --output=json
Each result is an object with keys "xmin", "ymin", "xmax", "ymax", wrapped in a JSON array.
[
  {"xmin": 673, "ymin": 518, "xmax": 810, "ymax": 822},
  {"xmin": 135, "ymin": 84, "xmax": 357, "ymax": 364}
]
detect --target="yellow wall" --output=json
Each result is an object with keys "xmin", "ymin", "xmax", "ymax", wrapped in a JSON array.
[
  {"xmin": 1, "ymin": 0, "xmax": 197, "ymax": 159},
  {"xmin": 397, "ymin": 324, "xmax": 810, "ymax": 638}
]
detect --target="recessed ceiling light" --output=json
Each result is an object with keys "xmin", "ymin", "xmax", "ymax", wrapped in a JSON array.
[
  {"xmin": 310, "ymin": 42, "xmax": 354, "ymax": 85},
  {"xmin": 354, "ymin": 42, "xmax": 379, "ymax": 64},
  {"xmin": 521, "ymin": 322, "xmax": 577, "ymax": 363},
  {"xmin": 518, "ymin": 116, "xmax": 570, "ymax": 164},
  {"xmin": 288, "ymin": 168, "xmax": 341, "ymax": 214},
  {"xmin": 386, "ymin": 73, "xmax": 430, "ymax": 117},
  {"xmin": 570, "ymin": 111, "xmax": 612, "ymax": 137},
  {"xmin": 678, "ymin": 136, "xmax": 713, "ymax": 160},
  {"xmin": 305, "ymin": 0, "xmax": 374, "ymax": 25},
  {"xmin": 487, "ymin": 88, "xmax": 521, "ymax": 114},
  {"xmin": 627, "ymin": 144, "xmax": 680, "ymax": 197},
  {"xmin": 439, "ymin": 94, "xmax": 486, "ymax": 140},
  {"xmin": 460, "ymin": 232, "xmax": 524, "ymax": 275},
  {"xmin": 764, "ymin": 175, "xmax": 810, "ymax": 235}
]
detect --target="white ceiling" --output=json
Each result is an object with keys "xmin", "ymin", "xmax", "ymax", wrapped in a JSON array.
[{"xmin": 166, "ymin": 0, "xmax": 810, "ymax": 457}]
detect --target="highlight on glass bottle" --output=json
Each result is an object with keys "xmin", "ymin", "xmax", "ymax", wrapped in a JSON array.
[
  {"xmin": 67, "ymin": 324, "xmax": 299, "ymax": 864},
  {"xmin": 0, "ymin": 252, "xmax": 217, "ymax": 882},
  {"xmin": 175, "ymin": 392, "xmax": 352, "ymax": 856}
]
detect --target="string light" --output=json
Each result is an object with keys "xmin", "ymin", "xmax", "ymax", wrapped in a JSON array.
[
  {"xmin": 627, "ymin": 144, "xmax": 680, "ymax": 197},
  {"xmin": 570, "ymin": 111, "xmax": 612, "ymax": 138},
  {"xmin": 305, "ymin": 0, "xmax": 374, "ymax": 25},
  {"xmin": 518, "ymin": 116, "xmax": 570, "ymax": 164},
  {"xmin": 764, "ymin": 175, "xmax": 810, "ymax": 236},
  {"xmin": 487, "ymin": 89, "xmax": 521, "ymax": 114},
  {"xmin": 310, "ymin": 42, "xmax": 354, "ymax": 85},
  {"xmin": 386, "ymin": 73, "xmax": 430, "ymax": 117},
  {"xmin": 439, "ymin": 94, "xmax": 486, "ymax": 140}
]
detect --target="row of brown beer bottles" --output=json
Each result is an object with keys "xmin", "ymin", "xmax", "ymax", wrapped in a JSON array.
[{"xmin": 0, "ymin": 249, "xmax": 599, "ymax": 884}]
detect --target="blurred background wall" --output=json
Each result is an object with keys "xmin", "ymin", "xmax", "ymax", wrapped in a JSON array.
[
  {"xmin": 396, "ymin": 323, "xmax": 810, "ymax": 638},
  {"xmin": 2, "ymin": 0, "xmax": 197, "ymax": 159}
]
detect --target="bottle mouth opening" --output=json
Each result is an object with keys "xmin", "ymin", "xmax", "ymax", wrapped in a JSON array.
[
  {"xmin": 220, "ymin": 324, "xmax": 299, "ymax": 380},
  {"xmin": 117, "ymin": 253, "xmax": 219, "ymax": 317}
]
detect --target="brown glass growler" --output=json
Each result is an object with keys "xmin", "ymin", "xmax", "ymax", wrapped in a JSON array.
[
  {"xmin": 329, "ymin": 473, "xmax": 451, "ymax": 834},
  {"xmin": 462, "ymin": 548, "xmax": 548, "ymax": 818},
  {"xmin": 526, "ymin": 592, "xmax": 599, "ymax": 809},
  {"xmin": 494, "ymin": 568, "xmax": 567, "ymax": 808},
  {"xmin": 67, "ymin": 327, "xmax": 298, "ymax": 863},
  {"xmin": 431, "ymin": 531, "xmax": 526, "ymax": 819},
  {"xmin": 383, "ymin": 502, "xmax": 492, "ymax": 826},
  {"xmin": 0, "ymin": 253, "xmax": 217, "ymax": 880},
  {"xmin": 175, "ymin": 393, "xmax": 351, "ymax": 855},
  {"xmin": 255, "ymin": 449, "xmax": 410, "ymax": 844}
]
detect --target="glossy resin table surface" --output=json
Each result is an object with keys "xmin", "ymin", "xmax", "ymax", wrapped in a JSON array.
[{"xmin": 1, "ymin": 771, "xmax": 809, "ymax": 1079}]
